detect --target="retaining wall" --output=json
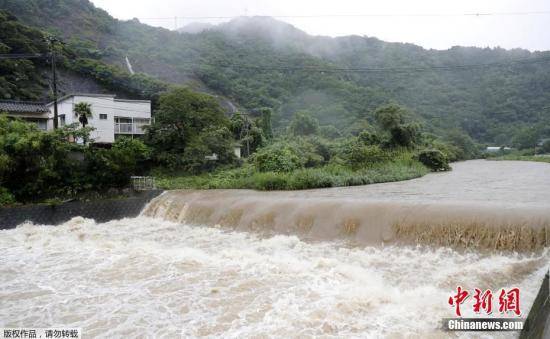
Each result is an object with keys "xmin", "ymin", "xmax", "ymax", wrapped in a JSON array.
[
  {"xmin": 0, "ymin": 190, "xmax": 163, "ymax": 230},
  {"xmin": 520, "ymin": 272, "xmax": 549, "ymax": 339}
]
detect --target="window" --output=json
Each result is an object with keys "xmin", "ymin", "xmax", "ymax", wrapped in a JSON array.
[
  {"xmin": 36, "ymin": 119, "xmax": 47, "ymax": 131},
  {"xmin": 59, "ymin": 115, "xmax": 66, "ymax": 127},
  {"xmin": 100, "ymin": 114, "xmax": 108, "ymax": 120}
]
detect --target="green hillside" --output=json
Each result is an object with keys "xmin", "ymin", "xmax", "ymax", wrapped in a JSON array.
[{"xmin": 1, "ymin": 0, "xmax": 550, "ymax": 143}]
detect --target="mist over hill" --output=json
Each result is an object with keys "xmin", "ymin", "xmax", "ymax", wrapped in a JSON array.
[{"xmin": 1, "ymin": 0, "xmax": 550, "ymax": 143}]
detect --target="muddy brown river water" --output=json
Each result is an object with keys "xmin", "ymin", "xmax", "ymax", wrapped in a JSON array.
[{"xmin": 1, "ymin": 160, "xmax": 548, "ymax": 338}]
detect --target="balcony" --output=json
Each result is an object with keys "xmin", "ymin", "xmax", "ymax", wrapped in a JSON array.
[{"xmin": 114, "ymin": 121, "xmax": 150, "ymax": 135}]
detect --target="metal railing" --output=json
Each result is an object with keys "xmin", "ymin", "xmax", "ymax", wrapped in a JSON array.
[
  {"xmin": 131, "ymin": 176, "xmax": 157, "ymax": 191},
  {"xmin": 115, "ymin": 122, "xmax": 149, "ymax": 134}
]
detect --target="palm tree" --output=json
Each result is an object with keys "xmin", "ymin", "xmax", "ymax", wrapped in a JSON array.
[{"xmin": 74, "ymin": 102, "xmax": 92, "ymax": 128}]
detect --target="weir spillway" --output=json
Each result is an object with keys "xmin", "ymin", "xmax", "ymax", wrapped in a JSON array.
[
  {"xmin": 1, "ymin": 160, "xmax": 549, "ymax": 337},
  {"xmin": 143, "ymin": 160, "xmax": 550, "ymax": 252}
]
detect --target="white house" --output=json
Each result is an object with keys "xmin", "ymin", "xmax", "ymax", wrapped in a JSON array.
[{"xmin": 46, "ymin": 94, "xmax": 152, "ymax": 144}]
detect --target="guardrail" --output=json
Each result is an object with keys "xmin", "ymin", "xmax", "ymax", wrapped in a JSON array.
[{"xmin": 131, "ymin": 176, "xmax": 156, "ymax": 191}]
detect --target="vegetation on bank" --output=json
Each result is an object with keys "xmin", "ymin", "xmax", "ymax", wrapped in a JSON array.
[
  {"xmin": 488, "ymin": 154, "xmax": 550, "ymax": 164},
  {"xmin": 145, "ymin": 89, "xmax": 479, "ymax": 192},
  {"xmin": 486, "ymin": 135, "xmax": 550, "ymax": 163},
  {"xmin": 0, "ymin": 116, "xmax": 150, "ymax": 205},
  {"xmin": 155, "ymin": 157, "xmax": 429, "ymax": 191},
  {"xmin": 1, "ymin": 85, "xmax": 483, "ymax": 205}
]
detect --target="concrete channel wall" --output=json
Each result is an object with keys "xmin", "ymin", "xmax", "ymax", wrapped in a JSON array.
[
  {"xmin": 0, "ymin": 190, "xmax": 163, "ymax": 230},
  {"xmin": 520, "ymin": 272, "xmax": 549, "ymax": 339}
]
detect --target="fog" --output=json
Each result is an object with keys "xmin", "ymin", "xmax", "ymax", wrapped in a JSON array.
[{"xmin": 89, "ymin": 0, "xmax": 550, "ymax": 51}]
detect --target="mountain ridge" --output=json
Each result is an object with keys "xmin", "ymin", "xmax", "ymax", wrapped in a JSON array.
[{"xmin": 1, "ymin": 0, "xmax": 550, "ymax": 143}]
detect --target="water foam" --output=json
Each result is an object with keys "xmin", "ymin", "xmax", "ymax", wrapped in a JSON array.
[{"xmin": 0, "ymin": 217, "xmax": 547, "ymax": 338}]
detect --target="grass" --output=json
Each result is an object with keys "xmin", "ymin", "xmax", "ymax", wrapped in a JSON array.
[
  {"xmin": 488, "ymin": 154, "xmax": 550, "ymax": 164},
  {"xmin": 155, "ymin": 157, "xmax": 430, "ymax": 191}
]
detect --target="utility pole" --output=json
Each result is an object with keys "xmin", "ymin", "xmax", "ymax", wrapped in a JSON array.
[
  {"xmin": 245, "ymin": 114, "xmax": 250, "ymax": 157},
  {"xmin": 47, "ymin": 36, "xmax": 60, "ymax": 129}
]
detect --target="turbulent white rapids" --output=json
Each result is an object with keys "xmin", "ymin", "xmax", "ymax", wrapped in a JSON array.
[
  {"xmin": 0, "ymin": 217, "xmax": 547, "ymax": 338},
  {"xmin": 1, "ymin": 160, "xmax": 549, "ymax": 338}
]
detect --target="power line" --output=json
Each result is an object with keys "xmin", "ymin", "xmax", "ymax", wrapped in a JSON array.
[
  {"xmin": 137, "ymin": 11, "xmax": 550, "ymax": 21},
  {"xmin": 0, "ymin": 54, "xmax": 47, "ymax": 60}
]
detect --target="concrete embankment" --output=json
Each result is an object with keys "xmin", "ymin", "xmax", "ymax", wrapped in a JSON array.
[{"xmin": 0, "ymin": 190, "xmax": 163, "ymax": 230}]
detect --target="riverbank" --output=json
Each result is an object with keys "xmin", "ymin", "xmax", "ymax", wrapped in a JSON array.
[
  {"xmin": 156, "ymin": 159, "xmax": 429, "ymax": 191},
  {"xmin": 0, "ymin": 190, "xmax": 163, "ymax": 230},
  {"xmin": 488, "ymin": 154, "xmax": 550, "ymax": 163}
]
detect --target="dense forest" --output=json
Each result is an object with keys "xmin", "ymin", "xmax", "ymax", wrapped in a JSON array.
[{"xmin": 1, "ymin": 0, "xmax": 550, "ymax": 144}]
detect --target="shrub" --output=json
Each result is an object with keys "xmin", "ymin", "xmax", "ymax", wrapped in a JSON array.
[
  {"xmin": 293, "ymin": 137, "xmax": 328, "ymax": 167},
  {"xmin": 417, "ymin": 149, "xmax": 451, "ymax": 171},
  {"xmin": 345, "ymin": 144, "xmax": 389, "ymax": 170},
  {"xmin": 289, "ymin": 169, "xmax": 335, "ymax": 190},
  {"xmin": 251, "ymin": 172, "xmax": 289, "ymax": 190},
  {"xmin": 252, "ymin": 143, "xmax": 303, "ymax": 172},
  {"xmin": 358, "ymin": 131, "xmax": 381, "ymax": 145},
  {"xmin": 0, "ymin": 186, "xmax": 15, "ymax": 206}
]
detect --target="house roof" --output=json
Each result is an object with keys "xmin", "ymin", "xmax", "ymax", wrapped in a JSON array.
[
  {"xmin": 47, "ymin": 93, "xmax": 116, "ymax": 106},
  {"xmin": 0, "ymin": 101, "xmax": 49, "ymax": 114},
  {"xmin": 46, "ymin": 93, "xmax": 151, "ymax": 106}
]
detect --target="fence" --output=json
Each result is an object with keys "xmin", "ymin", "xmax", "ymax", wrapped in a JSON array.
[{"xmin": 131, "ymin": 176, "xmax": 156, "ymax": 191}]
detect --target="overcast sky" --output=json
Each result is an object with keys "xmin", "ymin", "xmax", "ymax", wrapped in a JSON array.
[{"xmin": 90, "ymin": 0, "xmax": 550, "ymax": 51}]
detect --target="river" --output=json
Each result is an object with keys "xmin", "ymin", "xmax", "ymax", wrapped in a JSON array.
[{"xmin": 1, "ymin": 160, "xmax": 548, "ymax": 338}]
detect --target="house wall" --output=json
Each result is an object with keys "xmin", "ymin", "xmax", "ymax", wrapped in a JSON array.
[{"xmin": 47, "ymin": 95, "xmax": 151, "ymax": 144}]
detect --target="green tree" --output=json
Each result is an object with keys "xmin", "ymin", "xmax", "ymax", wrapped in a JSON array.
[
  {"xmin": 259, "ymin": 107, "xmax": 273, "ymax": 139},
  {"xmin": 74, "ymin": 102, "xmax": 92, "ymax": 128},
  {"xmin": 252, "ymin": 142, "xmax": 304, "ymax": 172},
  {"xmin": 289, "ymin": 111, "xmax": 320, "ymax": 136},
  {"xmin": 85, "ymin": 138, "xmax": 151, "ymax": 189},
  {"xmin": 0, "ymin": 115, "xmax": 83, "ymax": 202},
  {"xmin": 230, "ymin": 112, "xmax": 265, "ymax": 156},
  {"xmin": 374, "ymin": 104, "xmax": 420, "ymax": 148},
  {"xmin": 512, "ymin": 126, "xmax": 539, "ymax": 151},
  {"xmin": 145, "ymin": 87, "xmax": 233, "ymax": 170},
  {"xmin": 445, "ymin": 129, "xmax": 480, "ymax": 160},
  {"xmin": 375, "ymin": 104, "xmax": 406, "ymax": 131}
]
